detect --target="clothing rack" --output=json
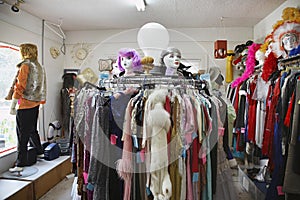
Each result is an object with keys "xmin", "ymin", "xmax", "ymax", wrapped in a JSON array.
[
  {"xmin": 104, "ymin": 75, "xmax": 208, "ymax": 90},
  {"xmin": 278, "ymin": 54, "xmax": 300, "ymax": 69}
]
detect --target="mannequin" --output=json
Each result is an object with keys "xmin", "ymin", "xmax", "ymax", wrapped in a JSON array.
[
  {"xmin": 160, "ymin": 47, "xmax": 181, "ymax": 76},
  {"xmin": 255, "ymin": 49, "xmax": 265, "ymax": 71},
  {"xmin": 117, "ymin": 48, "xmax": 141, "ymax": 77},
  {"xmin": 281, "ymin": 33, "xmax": 299, "ymax": 57},
  {"xmin": 9, "ymin": 43, "xmax": 46, "ymax": 173}
]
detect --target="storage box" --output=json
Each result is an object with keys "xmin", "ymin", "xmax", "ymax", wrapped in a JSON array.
[
  {"xmin": 44, "ymin": 143, "xmax": 60, "ymax": 161},
  {"xmin": 56, "ymin": 138, "xmax": 70, "ymax": 155},
  {"xmin": 238, "ymin": 166, "xmax": 266, "ymax": 200}
]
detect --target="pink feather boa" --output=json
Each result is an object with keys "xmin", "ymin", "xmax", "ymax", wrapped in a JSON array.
[{"xmin": 231, "ymin": 43, "xmax": 261, "ymax": 88}]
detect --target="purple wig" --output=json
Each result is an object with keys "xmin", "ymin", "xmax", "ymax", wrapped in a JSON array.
[{"xmin": 117, "ymin": 48, "xmax": 141, "ymax": 72}]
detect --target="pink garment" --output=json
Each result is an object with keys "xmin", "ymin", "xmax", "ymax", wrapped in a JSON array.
[
  {"xmin": 116, "ymin": 99, "xmax": 134, "ymax": 200},
  {"xmin": 183, "ymin": 95, "xmax": 196, "ymax": 145}
]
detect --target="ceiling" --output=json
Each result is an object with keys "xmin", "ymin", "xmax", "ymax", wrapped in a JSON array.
[{"xmin": 4, "ymin": 0, "xmax": 286, "ymax": 31}]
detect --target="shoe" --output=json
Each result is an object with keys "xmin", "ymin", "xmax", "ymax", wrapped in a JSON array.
[
  {"xmin": 9, "ymin": 166, "xmax": 23, "ymax": 173},
  {"xmin": 37, "ymin": 154, "xmax": 44, "ymax": 158},
  {"xmin": 254, "ymin": 165, "xmax": 267, "ymax": 182}
]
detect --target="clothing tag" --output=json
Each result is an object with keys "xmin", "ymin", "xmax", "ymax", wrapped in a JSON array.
[
  {"xmin": 277, "ymin": 186, "xmax": 284, "ymax": 195},
  {"xmin": 218, "ymin": 127, "xmax": 225, "ymax": 136},
  {"xmin": 132, "ymin": 135, "xmax": 138, "ymax": 148},
  {"xmin": 202, "ymin": 153, "xmax": 207, "ymax": 164},
  {"xmin": 241, "ymin": 127, "xmax": 245, "ymax": 133},
  {"xmin": 136, "ymin": 152, "xmax": 142, "ymax": 163},
  {"xmin": 192, "ymin": 132, "xmax": 198, "ymax": 140},
  {"xmin": 146, "ymin": 187, "xmax": 152, "ymax": 196},
  {"xmin": 140, "ymin": 149, "xmax": 145, "ymax": 162},
  {"xmin": 87, "ymin": 183, "xmax": 94, "ymax": 191},
  {"xmin": 181, "ymin": 148, "xmax": 186, "ymax": 158},
  {"xmin": 83, "ymin": 172, "xmax": 88, "ymax": 184},
  {"xmin": 110, "ymin": 134, "xmax": 118, "ymax": 145},
  {"xmin": 192, "ymin": 172, "xmax": 199, "ymax": 182}
]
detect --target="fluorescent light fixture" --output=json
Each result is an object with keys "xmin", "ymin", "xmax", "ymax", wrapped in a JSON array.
[{"xmin": 135, "ymin": 0, "xmax": 145, "ymax": 11}]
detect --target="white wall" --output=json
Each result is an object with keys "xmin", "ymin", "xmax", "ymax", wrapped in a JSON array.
[
  {"xmin": 65, "ymin": 27, "xmax": 253, "ymax": 78},
  {"xmin": 254, "ymin": 0, "xmax": 300, "ymax": 42},
  {"xmin": 0, "ymin": 4, "xmax": 65, "ymax": 173}
]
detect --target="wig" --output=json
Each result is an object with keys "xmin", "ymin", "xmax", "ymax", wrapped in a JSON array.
[
  {"xmin": 231, "ymin": 43, "xmax": 261, "ymax": 88},
  {"xmin": 20, "ymin": 43, "xmax": 38, "ymax": 60},
  {"xmin": 160, "ymin": 47, "xmax": 181, "ymax": 65},
  {"xmin": 117, "ymin": 48, "xmax": 141, "ymax": 72}
]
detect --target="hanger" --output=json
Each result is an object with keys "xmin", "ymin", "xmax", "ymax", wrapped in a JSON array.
[
  {"xmin": 83, "ymin": 81, "xmax": 105, "ymax": 91},
  {"xmin": 44, "ymin": 20, "xmax": 66, "ymax": 55},
  {"xmin": 44, "ymin": 20, "xmax": 66, "ymax": 40}
]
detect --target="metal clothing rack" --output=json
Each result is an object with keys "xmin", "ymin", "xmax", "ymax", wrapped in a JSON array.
[
  {"xmin": 278, "ymin": 54, "xmax": 300, "ymax": 69},
  {"xmin": 103, "ymin": 75, "xmax": 208, "ymax": 90}
]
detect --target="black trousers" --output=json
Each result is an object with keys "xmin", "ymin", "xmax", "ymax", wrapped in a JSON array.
[{"xmin": 16, "ymin": 106, "xmax": 43, "ymax": 167}]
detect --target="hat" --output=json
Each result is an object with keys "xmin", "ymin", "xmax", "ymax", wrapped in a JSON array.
[
  {"xmin": 209, "ymin": 66, "xmax": 224, "ymax": 85},
  {"xmin": 272, "ymin": 21, "xmax": 300, "ymax": 58}
]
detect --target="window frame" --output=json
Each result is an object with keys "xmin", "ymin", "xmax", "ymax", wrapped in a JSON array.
[{"xmin": 0, "ymin": 42, "xmax": 21, "ymax": 156}]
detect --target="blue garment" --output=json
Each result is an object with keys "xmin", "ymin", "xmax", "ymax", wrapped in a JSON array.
[{"xmin": 266, "ymin": 116, "xmax": 283, "ymax": 200}]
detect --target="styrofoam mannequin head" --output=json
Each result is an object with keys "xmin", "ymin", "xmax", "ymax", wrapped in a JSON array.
[
  {"xmin": 161, "ymin": 47, "xmax": 181, "ymax": 69},
  {"xmin": 137, "ymin": 22, "xmax": 169, "ymax": 65}
]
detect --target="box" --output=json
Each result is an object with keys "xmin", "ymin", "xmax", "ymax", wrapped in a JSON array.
[
  {"xmin": 44, "ymin": 143, "xmax": 60, "ymax": 161},
  {"xmin": 214, "ymin": 40, "xmax": 227, "ymax": 59},
  {"xmin": 56, "ymin": 138, "xmax": 70, "ymax": 155},
  {"xmin": 238, "ymin": 166, "xmax": 266, "ymax": 200}
]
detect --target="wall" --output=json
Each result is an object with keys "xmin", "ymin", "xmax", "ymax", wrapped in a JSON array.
[
  {"xmin": 64, "ymin": 27, "xmax": 253, "ymax": 77},
  {"xmin": 254, "ymin": 0, "xmax": 300, "ymax": 42},
  {"xmin": 0, "ymin": 3, "xmax": 65, "ymax": 173}
]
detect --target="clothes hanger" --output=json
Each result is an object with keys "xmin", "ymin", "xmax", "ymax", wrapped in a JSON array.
[
  {"xmin": 83, "ymin": 81, "xmax": 105, "ymax": 91},
  {"xmin": 44, "ymin": 20, "xmax": 66, "ymax": 55}
]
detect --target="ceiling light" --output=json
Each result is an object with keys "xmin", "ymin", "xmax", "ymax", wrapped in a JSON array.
[
  {"xmin": 11, "ymin": 0, "xmax": 24, "ymax": 12},
  {"xmin": 135, "ymin": 0, "xmax": 146, "ymax": 12},
  {"xmin": 11, "ymin": 3, "xmax": 19, "ymax": 12}
]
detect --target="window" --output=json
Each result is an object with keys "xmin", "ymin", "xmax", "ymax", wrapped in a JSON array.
[{"xmin": 0, "ymin": 42, "xmax": 21, "ymax": 154}]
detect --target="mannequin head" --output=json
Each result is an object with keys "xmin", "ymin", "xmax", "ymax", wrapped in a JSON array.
[
  {"xmin": 255, "ymin": 49, "xmax": 265, "ymax": 66},
  {"xmin": 117, "ymin": 48, "xmax": 141, "ymax": 76},
  {"xmin": 281, "ymin": 33, "xmax": 298, "ymax": 52},
  {"xmin": 160, "ymin": 47, "xmax": 181, "ymax": 76},
  {"xmin": 20, "ymin": 43, "xmax": 38, "ymax": 61}
]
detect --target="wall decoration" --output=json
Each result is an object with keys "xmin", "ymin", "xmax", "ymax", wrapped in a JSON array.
[
  {"xmin": 70, "ymin": 43, "xmax": 92, "ymax": 66},
  {"xmin": 214, "ymin": 40, "xmax": 227, "ymax": 59},
  {"xmin": 98, "ymin": 58, "xmax": 114, "ymax": 71},
  {"xmin": 49, "ymin": 46, "xmax": 60, "ymax": 59}
]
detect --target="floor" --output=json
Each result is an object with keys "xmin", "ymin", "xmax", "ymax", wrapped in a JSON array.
[
  {"xmin": 40, "ymin": 173, "xmax": 75, "ymax": 200},
  {"xmin": 40, "ymin": 167, "xmax": 255, "ymax": 200}
]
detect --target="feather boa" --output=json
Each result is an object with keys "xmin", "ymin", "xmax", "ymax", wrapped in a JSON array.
[
  {"xmin": 231, "ymin": 43, "xmax": 261, "ymax": 88},
  {"xmin": 261, "ymin": 52, "xmax": 278, "ymax": 82}
]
